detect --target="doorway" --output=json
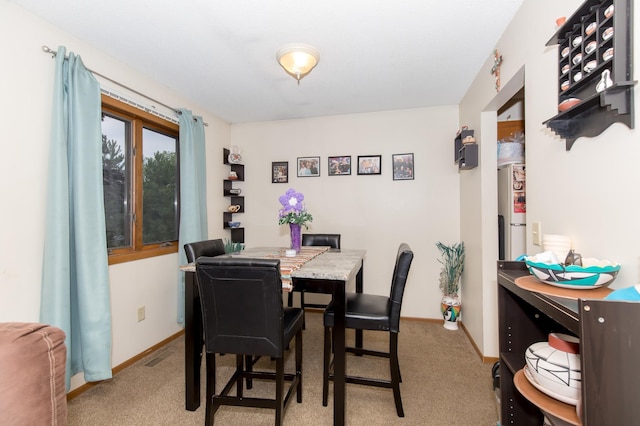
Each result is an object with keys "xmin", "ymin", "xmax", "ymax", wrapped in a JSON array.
[{"xmin": 497, "ymin": 88, "xmax": 525, "ymax": 260}]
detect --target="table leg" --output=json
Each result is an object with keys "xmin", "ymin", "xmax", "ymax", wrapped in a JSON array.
[
  {"xmin": 332, "ymin": 279, "xmax": 346, "ymax": 426},
  {"xmin": 185, "ymin": 271, "xmax": 202, "ymax": 411},
  {"xmin": 355, "ymin": 264, "xmax": 363, "ymax": 350}
]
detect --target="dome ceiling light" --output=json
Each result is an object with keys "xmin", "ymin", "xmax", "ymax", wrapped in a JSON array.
[{"xmin": 276, "ymin": 43, "xmax": 320, "ymax": 85}]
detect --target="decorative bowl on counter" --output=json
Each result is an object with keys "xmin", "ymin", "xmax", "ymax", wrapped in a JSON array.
[
  {"xmin": 524, "ymin": 256, "xmax": 620, "ymax": 289},
  {"xmin": 227, "ymin": 221, "xmax": 241, "ymax": 228},
  {"xmin": 524, "ymin": 333, "xmax": 581, "ymax": 405}
]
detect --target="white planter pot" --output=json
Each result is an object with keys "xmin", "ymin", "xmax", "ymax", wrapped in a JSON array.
[{"xmin": 440, "ymin": 295, "xmax": 461, "ymax": 330}]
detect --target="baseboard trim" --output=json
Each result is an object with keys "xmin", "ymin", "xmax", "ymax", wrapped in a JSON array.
[{"xmin": 66, "ymin": 329, "xmax": 185, "ymax": 401}]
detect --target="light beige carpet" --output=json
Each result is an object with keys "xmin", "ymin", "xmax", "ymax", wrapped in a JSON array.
[{"xmin": 68, "ymin": 312, "xmax": 499, "ymax": 425}]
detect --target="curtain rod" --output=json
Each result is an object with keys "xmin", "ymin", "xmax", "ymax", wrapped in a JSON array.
[{"xmin": 42, "ymin": 45, "xmax": 208, "ymax": 126}]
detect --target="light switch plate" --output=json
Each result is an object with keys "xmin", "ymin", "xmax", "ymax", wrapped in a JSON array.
[{"xmin": 532, "ymin": 221, "xmax": 542, "ymax": 246}]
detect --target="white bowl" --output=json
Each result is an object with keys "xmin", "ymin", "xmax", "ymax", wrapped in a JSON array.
[{"xmin": 524, "ymin": 338, "xmax": 581, "ymax": 405}]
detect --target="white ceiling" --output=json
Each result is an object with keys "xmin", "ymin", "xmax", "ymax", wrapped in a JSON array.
[{"xmin": 11, "ymin": 0, "xmax": 524, "ymax": 123}]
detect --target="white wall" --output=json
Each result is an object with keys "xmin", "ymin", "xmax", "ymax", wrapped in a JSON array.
[
  {"xmin": 230, "ymin": 106, "xmax": 461, "ymax": 317},
  {"xmin": 459, "ymin": 0, "xmax": 640, "ymax": 358},
  {"xmin": 0, "ymin": 0, "xmax": 231, "ymax": 390}
]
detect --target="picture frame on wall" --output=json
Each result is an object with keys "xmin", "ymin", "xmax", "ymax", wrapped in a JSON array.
[
  {"xmin": 357, "ymin": 155, "xmax": 381, "ymax": 175},
  {"xmin": 392, "ymin": 153, "xmax": 414, "ymax": 180},
  {"xmin": 297, "ymin": 156, "xmax": 320, "ymax": 177},
  {"xmin": 328, "ymin": 156, "xmax": 352, "ymax": 176},
  {"xmin": 272, "ymin": 161, "xmax": 288, "ymax": 183}
]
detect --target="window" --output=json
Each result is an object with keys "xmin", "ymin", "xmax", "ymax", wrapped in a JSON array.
[{"xmin": 101, "ymin": 95, "xmax": 180, "ymax": 264}]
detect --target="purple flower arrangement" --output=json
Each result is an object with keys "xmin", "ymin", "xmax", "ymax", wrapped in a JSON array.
[{"xmin": 278, "ymin": 188, "xmax": 313, "ymax": 228}]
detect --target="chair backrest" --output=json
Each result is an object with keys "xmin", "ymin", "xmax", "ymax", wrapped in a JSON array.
[
  {"xmin": 184, "ymin": 238, "xmax": 225, "ymax": 263},
  {"xmin": 389, "ymin": 243, "xmax": 414, "ymax": 332},
  {"xmin": 302, "ymin": 233, "xmax": 341, "ymax": 249},
  {"xmin": 195, "ymin": 257, "xmax": 285, "ymax": 358}
]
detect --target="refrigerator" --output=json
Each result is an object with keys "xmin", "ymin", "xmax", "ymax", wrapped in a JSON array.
[{"xmin": 498, "ymin": 163, "xmax": 526, "ymax": 260}]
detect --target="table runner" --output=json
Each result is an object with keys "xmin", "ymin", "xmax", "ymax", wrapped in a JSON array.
[{"xmin": 180, "ymin": 246, "xmax": 331, "ymax": 291}]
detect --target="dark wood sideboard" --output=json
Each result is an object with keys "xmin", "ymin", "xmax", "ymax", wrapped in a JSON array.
[{"xmin": 497, "ymin": 261, "xmax": 640, "ymax": 424}]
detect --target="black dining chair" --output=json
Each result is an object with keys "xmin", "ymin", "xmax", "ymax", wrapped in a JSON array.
[
  {"xmin": 196, "ymin": 257, "xmax": 304, "ymax": 426},
  {"xmin": 322, "ymin": 243, "xmax": 413, "ymax": 417},
  {"xmin": 184, "ymin": 238, "xmax": 226, "ymax": 263},
  {"xmin": 287, "ymin": 233, "xmax": 341, "ymax": 312}
]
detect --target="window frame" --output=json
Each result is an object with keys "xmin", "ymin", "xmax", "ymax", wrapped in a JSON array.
[{"xmin": 101, "ymin": 94, "xmax": 180, "ymax": 265}]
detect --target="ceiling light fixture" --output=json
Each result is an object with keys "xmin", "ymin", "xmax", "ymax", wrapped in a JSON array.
[{"xmin": 276, "ymin": 43, "xmax": 320, "ymax": 85}]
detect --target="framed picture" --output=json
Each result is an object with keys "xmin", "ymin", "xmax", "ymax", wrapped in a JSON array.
[
  {"xmin": 328, "ymin": 155, "xmax": 351, "ymax": 176},
  {"xmin": 297, "ymin": 157, "xmax": 320, "ymax": 177},
  {"xmin": 272, "ymin": 161, "xmax": 288, "ymax": 183},
  {"xmin": 392, "ymin": 153, "xmax": 414, "ymax": 180},
  {"xmin": 357, "ymin": 155, "xmax": 381, "ymax": 175}
]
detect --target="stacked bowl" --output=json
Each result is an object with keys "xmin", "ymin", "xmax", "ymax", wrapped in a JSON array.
[{"xmin": 542, "ymin": 235, "xmax": 572, "ymax": 263}]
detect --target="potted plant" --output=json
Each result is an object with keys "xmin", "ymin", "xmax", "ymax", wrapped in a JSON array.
[{"xmin": 436, "ymin": 241, "xmax": 465, "ymax": 330}]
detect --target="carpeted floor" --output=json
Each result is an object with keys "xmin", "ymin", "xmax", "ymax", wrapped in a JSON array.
[{"xmin": 68, "ymin": 312, "xmax": 499, "ymax": 425}]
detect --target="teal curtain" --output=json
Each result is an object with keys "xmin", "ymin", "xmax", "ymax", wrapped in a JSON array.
[
  {"xmin": 177, "ymin": 109, "xmax": 208, "ymax": 323},
  {"xmin": 40, "ymin": 46, "xmax": 112, "ymax": 389}
]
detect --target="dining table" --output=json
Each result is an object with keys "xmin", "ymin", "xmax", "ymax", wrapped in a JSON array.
[{"xmin": 180, "ymin": 246, "xmax": 365, "ymax": 426}]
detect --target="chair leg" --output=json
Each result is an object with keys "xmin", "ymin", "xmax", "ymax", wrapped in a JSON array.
[
  {"xmin": 295, "ymin": 328, "xmax": 303, "ymax": 403},
  {"xmin": 287, "ymin": 291, "xmax": 294, "ymax": 307},
  {"xmin": 245, "ymin": 355, "xmax": 253, "ymax": 389},
  {"xmin": 204, "ymin": 352, "xmax": 216, "ymax": 426},
  {"xmin": 275, "ymin": 357, "xmax": 284, "ymax": 426},
  {"xmin": 235, "ymin": 355, "xmax": 244, "ymax": 398},
  {"xmin": 389, "ymin": 333, "xmax": 404, "ymax": 417},
  {"xmin": 322, "ymin": 326, "xmax": 331, "ymax": 407}
]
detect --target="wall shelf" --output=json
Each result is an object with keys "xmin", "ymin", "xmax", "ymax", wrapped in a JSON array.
[
  {"xmin": 222, "ymin": 148, "xmax": 244, "ymax": 243},
  {"xmin": 544, "ymin": 0, "xmax": 635, "ymax": 150}
]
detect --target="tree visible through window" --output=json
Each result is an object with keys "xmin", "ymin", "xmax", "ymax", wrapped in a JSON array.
[{"xmin": 101, "ymin": 95, "xmax": 180, "ymax": 264}]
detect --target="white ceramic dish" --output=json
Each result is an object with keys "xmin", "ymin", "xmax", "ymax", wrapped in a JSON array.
[
  {"xmin": 604, "ymin": 4, "xmax": 614, "ymax": 19},
  {"xmin": 572, "ymin": 36, "xmax": 583, "ymax": 47},
  {"xmin": 561, "ymin": 47, "xmax": 570, "ymax": 58},
  {"xmin": 584, "ymin": 60, "xmax": 597, "ymax": 73},
  {"xmin": 561, "ymin": 64, "xmax": 570, "ymax": 75},
  {"xmin": 585, "ymin": 22, "xmax": 597, "ymax": 36},
  {"xmin": 573, "ymin": 71, "xmax": 583, "ymax": 82},
  {"xmin": 603, "ymin": 47, "xmax": 614, "ymax": 61},
  {"xmin": 602, "ymin": 27, "xmax": 614, "ymax": 41},
  {"xmin": 572, "ymin": 53, "xmax": 583, "ymax": 65},
  {"xmin": 561, "ymin": 80, "xmax": 570, "ymax": 91},
  {"xmin": 585, "ymin": 41, "xmax": 596, "ymax": 55},
  {"xmin": 524, "ymin": 338, "xmax": 582, "ymax": 406}
]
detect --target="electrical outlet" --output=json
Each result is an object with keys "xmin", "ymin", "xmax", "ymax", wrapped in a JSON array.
[
  {"xmin": 137, "ymin": 306, "xmax": 145, "ymax": 322},
  {"xmin": 532, "ymin": 221, "xmax": 542, "ymax": 246}
]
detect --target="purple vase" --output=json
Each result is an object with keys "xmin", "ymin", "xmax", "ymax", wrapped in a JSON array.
[{"xmin": 289, "ymin": 224, "xmax": 302, "ymax": 253}]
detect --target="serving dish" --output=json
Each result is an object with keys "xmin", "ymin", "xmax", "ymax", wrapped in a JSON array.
[
  {"xmin": 558, "ymin": 98, "xmax": 580, "ymax": 112},
  {"xmin": 524, "ymin": 257, "xmax": 620, "ymax": 289}
]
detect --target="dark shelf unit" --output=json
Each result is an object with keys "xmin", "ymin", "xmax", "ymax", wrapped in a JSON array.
[
  {"xmin": 454, "ymin": 129, "xmax": 478, "ymax": 170},
  {"xmin": 497, "ymin": 261, "xmax": 640, "ymax": 424},
  {"xmin": 223, "ymin": 148, "xmax": 244, "ymax": 243},
  {"xmin": 544, "ymin": 0, "xmax": 635, "ymax": 150}
]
